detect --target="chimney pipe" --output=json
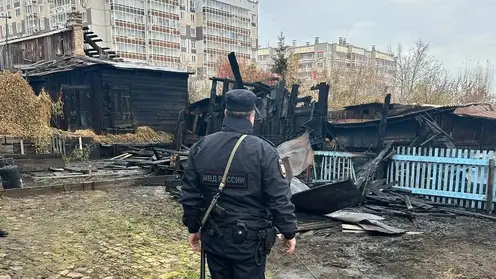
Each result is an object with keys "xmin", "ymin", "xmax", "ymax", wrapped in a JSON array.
[
  {"xmin": 315, "ymin": 36, "xmax": 320, "ymax": 44},
  {"xmin": 338, "ymin": 37, "xmax": 343, "ymax": 45},
  {"xmin": 292, "ymin": 40, "xmax": 296, "ymax": 47}
]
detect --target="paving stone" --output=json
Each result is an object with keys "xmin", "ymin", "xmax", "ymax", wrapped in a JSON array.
[{"xmin": 0, "ymin": 188, "xmax": 201, "ymax": 278}]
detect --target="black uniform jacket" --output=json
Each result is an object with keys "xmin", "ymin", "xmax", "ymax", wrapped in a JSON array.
[{"xmin": 179, "ymin": 116, "xmax": 297, "ymax": 239}]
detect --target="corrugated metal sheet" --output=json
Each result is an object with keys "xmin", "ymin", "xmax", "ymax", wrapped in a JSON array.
[{"xmin": 453, "ymin": 104, "xmax": 496, "ymax": 120}]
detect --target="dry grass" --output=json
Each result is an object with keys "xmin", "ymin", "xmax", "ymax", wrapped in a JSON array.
[
  {"xmin": 56, "ymin": 126, "xmax": 173, "ymax": 144},
  {"xmin": 0, "ymin": 71, "xmax": 62, "ymax": 152}
]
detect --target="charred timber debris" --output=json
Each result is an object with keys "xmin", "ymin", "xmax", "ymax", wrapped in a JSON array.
[{"xmin": 177, "ymin": 52, "xmax": 330, "ymax": 148}]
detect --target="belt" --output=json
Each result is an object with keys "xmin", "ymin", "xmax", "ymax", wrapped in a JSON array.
[{"xmin": 213, "ymin": 227, "xmax": 267, "ymax": 241}]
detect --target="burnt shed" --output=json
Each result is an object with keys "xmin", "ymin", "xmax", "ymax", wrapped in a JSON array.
[
  {"xmin": 327, "ymin": 103, "xmax": 496, "ymax": 151},
  {"xmin": 22, "ymin": 55, "xmax": 190, "ymax": 134}
]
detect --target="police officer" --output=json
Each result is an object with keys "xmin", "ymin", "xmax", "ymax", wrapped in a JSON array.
[{"xmin": 180, "ymin": 89, "xmax": 297, "ymax": 279}]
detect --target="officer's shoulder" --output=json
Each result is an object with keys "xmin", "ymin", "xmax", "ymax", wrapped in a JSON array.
[
  {"xmin": 256, "ymin": 135, "xmax": 276, "ymax": 147},
  {"xmin": 246, "ymin": 135, "xmax": 278, "ymax": 152}
]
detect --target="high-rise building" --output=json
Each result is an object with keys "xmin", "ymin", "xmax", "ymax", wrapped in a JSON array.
[
  {"xmin": 258, "ymin": 37, "xmax": 396, "ymax": 83},
  {"xmin": 0, "ymin": 0, "xmax": 259, "ymax": 76}
]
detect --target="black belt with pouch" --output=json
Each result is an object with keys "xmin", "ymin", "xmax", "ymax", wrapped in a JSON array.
[{"xmin": 220, "ymin": 220, "xmax": 278, "ymax": 255}]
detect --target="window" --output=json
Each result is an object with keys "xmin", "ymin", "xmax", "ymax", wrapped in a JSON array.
[
  {"xmin": 191, "ymin": 40, "xmax": 196, "ymax": 49},
  {"xmin": 192, "ymin": 54, "xmax": 196, "ymax": 62},
  {"xmin": 16, "ymin": 22, "xmax": 21, "ymax": 32},
  {"xmin": 39, "ymin": 5, "xmax": 44, "ymax": 14},
  {"xmin": 191, "ymin": 14, "xmax": 195, "ymax": 22},
  {"xmin": 15, "ymin": 8, "xmax": 20, "ymax": 17},
  {"xmin": 181, "ymin": 38, "xmax": 186, "ymax": 48},
  {"xmin": 180, "ymin": 25, "xmax": 186, "ymax": 35},
  {"xmin": 7, "ymin": 11, "xmax": 11, "ymax": 17},
  {"xmin": 190, "ymin": 27, "xmax": 196, "ymax": 37},
  {"xmin": 39, "ymin": 19, "xmax": 45, "ymax": 30},
  {"xmin": 317, "ymin": 53, "xmax": 324, "ymax": 59},
  {"xmin": 180, "ymin": 12, "xmax": 184, "ymax": 19}
]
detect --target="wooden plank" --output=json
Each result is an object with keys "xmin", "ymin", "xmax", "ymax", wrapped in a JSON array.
[
  {"xmin": 420, "ymin": 147, "xmax": 427, "ymax": 193},
  {"xmin": 332, "ymin": 156, "xmax": 337, "ymax": 180},
  {"xmin": 433, "ymin": 148, "xmax": 440, "ymax": 202},
  {"xmin": 472, "ymin": 150, "xmax": 481, "ymax": 209},
  {"xmin": 487, "ymin": 159, "xmax": 495, "ymax": 214},
  {"xmin": 442, "ymin": 149, "xmax": 450, "ymax": 204},
  {"xmin": 0, "ymin": 175, "xmax": 168, "ymax": 198},
  {"xmin": 392, "ymin": 186, "xmax": 485, "ymax": 201},
  {"xmin": 322, "ymin": 156, "xmax": 327, "ymax": 181},
  {"xmin": 406, "ymin": 147, "xmax": 411, "ymax": 189},
  {"xmin": 478, "ymin": 150, "xmax": 488, "ymax": 209},
  {"xmin": 415, "ymin": 147, "xmax": 421, "ymax": 190},
  {"xmin": 394, "ymin": 146, "xmax": 400, "ymax": 184},
  {"xmin": 461, "ymin": 149, "xmax": 469, "ymax": 207},
  {"xmin": 391, "ymin": 154, "xmax": 490, "ymax": 166},
  {"xmin": 13, "ymin": 157, "xmax": 66, "ymax": 172},
  {"xmin": 454, "ymin": 149, "xmax": 462, "ymax": 206},
  {"xmin": 314, "ymin": 151, "xmax": 371, "ymax": 158},
  {"xmin": 400, "ymin": 147, "xmax": 406, "ymax": 188},
  {"xmin": 426, "ymin": 147, "xmax": 433, "ymax": 195}
]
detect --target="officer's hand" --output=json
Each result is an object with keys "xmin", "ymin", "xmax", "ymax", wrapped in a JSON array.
[
  {"xmin": 188, "ymin": 232, "xmax": 201, "ymax": 252},
  {"xmin": 284, "ymin": 237, "xmax": 296, "ymax": 254}
]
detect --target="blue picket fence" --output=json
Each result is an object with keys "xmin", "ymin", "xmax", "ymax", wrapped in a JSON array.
[
  {"xmin": 311, "ymin": 151, "xmax": 363, "ymax": 183},
  {"xmin": 311, "ymin": 147, "xmax": 496, "ymax": 210},
  {"xmin": 387, "ymin": 147, "xmax": 496, "ymax": 210}
]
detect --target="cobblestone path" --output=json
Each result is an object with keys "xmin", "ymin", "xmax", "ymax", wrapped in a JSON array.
[{"xmin": 0, "ymin": 187, "xmax": 200, "ymax": 279}]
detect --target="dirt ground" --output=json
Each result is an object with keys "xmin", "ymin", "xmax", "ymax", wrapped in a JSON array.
[{"xmin": 1, "ymin": 187, "xmax": 496, "ymax": 279}]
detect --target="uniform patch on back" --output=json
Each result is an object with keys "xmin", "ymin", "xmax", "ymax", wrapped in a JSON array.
[
  {"xmin": 201, "ymin": 172, "xmax": 247, "ymax": 188},
  {"xmin": 278, "ymin": 159, "xmax": 287, "ymax": 178}
]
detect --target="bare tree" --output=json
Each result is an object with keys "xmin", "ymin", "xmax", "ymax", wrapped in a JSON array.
[
  {"xmin": 188, "ymin": 77, "xmax": 211, "ymax": 103},
  {"xmin": 388, "ymin": 39, "xmax": 468, "ymax": 105},
  {"xmin": 455, "ymin": 60, "xmax": 495, "ymax": 104}
]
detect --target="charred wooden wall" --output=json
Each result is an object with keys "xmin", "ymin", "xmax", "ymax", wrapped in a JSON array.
[
  {"xmin": 28, "ymin": 65, "xmax": 102, "ymax": 132},
  {"xmin": 1, "ymin": 30, "xmax": 74, "ymax": 68},
  {"xmin": 100, "ymin": 67, "xmax": 188, "ymax": 133},
  {"xmin": 27, "ymin": 65, "xmax": 189, "ymax": 134}
]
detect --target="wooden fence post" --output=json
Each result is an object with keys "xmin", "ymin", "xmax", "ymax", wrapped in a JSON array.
[{"xmin": 486, "ymin": 159, "xmax": 495, "ymax": 214}]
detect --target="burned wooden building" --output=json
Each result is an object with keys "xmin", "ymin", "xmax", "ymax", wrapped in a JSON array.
[
  {"xmin": 327, "ymin": 102, "xmax": 496, "ymax": 151},
  {"xmin": 23, "ymin": 55, "xmax": 190, "ymax": 134},
  {"xmin": 178, "ymin": 78, "xmax": 330, "ymax": 148}
]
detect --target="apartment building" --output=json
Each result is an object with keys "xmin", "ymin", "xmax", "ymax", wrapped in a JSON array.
[
  {"xmin": 0, "ymin": 0, "xmax": 259, "ymax": 76},
  {"xmin": 258, "ymin": 37, "xmax": 396, "ymax": 83}
]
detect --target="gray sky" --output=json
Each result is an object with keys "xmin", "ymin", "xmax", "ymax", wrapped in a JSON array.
[{"xmin": 258, "ymin": 0, "xmax": 495, "ymax": 74}]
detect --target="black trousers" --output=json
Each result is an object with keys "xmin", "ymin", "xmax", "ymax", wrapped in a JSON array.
[
  {"xmin": 203, "ymin": 232, "xmax": 267, "ymax": 279},
  {"xmin": 207, "ymin": 251, "xmax": 266, "ymax": 279}
]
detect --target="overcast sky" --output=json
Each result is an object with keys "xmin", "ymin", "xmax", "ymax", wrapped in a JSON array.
[{"xmin": 258, "ymin": 0, "xmax": 495, "ymax": 74}]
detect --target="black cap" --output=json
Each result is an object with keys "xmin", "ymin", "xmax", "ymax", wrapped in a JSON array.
[{"xmin": 225, "ymin": 89, "xmax": 257, "ymax": 112}]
